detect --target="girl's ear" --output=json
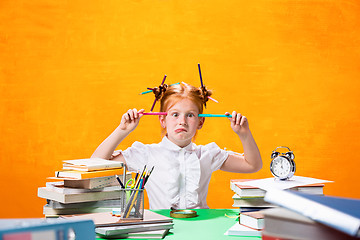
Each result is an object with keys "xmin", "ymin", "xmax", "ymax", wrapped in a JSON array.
[
  {"xmin": 197, "ymin": 117, "xmax": 205, "ymax": 129},
  {"xmin": 159, "ymin": 115, "xmax": 166, "ymax": 128}
]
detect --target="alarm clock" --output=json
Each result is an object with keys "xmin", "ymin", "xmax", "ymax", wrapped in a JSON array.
[{"xmin": 270, "ymin": 146, "xmax": 296, "ymax": 180}]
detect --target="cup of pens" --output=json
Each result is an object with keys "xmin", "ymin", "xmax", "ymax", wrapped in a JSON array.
[
  {"xmin": 120, "ymin": 188, "xmax": 144, "ymax": 220},
  {"xmin": 117, "ymin": 165, "xmax": 154, "ymax": 220}
]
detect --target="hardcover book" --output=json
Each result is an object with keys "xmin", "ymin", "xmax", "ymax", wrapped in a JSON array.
[
  {"xmin": 54, "ymin": 168, "xmax": 123, "ymax": 180},
  {"xmin": 62, "ymin": 158, "xmax": 123, "ymax": 171},
  {"xmin": 38, "ymin": 187, "xmax": 121, "ymax": 204},
  {"xmin": 264, "ymin": 189, "xmax": 360, "ymax": 237}
]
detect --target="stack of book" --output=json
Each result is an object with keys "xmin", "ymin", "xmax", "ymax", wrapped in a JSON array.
[
  {"xmin": 262, "ymin": 189, "xmax": 360, "ymax": 239},
  {"xmin": 226, "ymin": 178, "xmax": 327, "ymax": 237},
  {"xmin": 230, "ymin": 179, "xmax": 325, "ymax": 213},
  {"xmin": 38, "ymin": 158, "xmax": 131, "ymax": 217}
]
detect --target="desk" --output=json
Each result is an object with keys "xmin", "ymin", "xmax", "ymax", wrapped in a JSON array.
[{"xmin": 98, "ymin": 209, "xmax": 261, "ymax": 240}]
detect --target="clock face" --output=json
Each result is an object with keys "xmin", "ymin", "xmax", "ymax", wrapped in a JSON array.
[{"xmin": 271, "ymin": 156, "xmax": 292, "ymax": 179}]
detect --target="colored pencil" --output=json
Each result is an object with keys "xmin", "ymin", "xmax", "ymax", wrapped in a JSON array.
[
  {"xmin": 198, "ymin": 63, "xmax": 204, "ymax": 88},
  {"xmin": 199, "ymin": 114, "xmax": 232, "ymax": 118},
  {"xmin": 141, "ymin": 112, "xmax": 167, "ymax": 115},
  {"xmin": 141, "ymin": 112, "xmax": 232, "ymax": 117}
]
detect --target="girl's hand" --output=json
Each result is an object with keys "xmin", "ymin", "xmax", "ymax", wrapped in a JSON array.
[
  {"xmin": 119, "ymin": 108, "xmax": 144, "ymax": 132},
  {"xmin": 226, "ymin": 111, "xmax": 250, "ymax": 137}
]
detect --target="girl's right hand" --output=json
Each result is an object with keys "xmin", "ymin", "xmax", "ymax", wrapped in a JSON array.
[{"xmin": 119, "ymin": 108, "xmax": 144, "ymax": 132}]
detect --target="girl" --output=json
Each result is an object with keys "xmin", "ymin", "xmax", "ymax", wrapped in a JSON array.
[{"xmin": 92, "ymin": 82, "xmax": 262, "ymax": 209}]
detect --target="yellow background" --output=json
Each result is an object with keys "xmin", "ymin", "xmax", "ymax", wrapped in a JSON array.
[{"xmin": 1, "ymin": 0, "xmax": 359, "ymax": 218}]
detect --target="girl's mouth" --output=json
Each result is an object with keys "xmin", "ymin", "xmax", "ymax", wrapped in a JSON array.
[{"xmin": 175, "ymin": 128, "xmax": 187, "ymax": 133}]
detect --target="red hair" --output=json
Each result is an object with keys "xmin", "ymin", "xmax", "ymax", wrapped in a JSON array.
[{"xmin": 159, "ymin": 82, "xmax": 212, "ymax": 113}]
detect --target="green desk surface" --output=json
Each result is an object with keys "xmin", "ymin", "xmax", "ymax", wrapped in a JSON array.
[{"xmin": 97, "ymin": 209, "xmax": 261, "ymax": 240}]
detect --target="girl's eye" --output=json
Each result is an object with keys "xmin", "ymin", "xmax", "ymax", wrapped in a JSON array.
[
  {"xmin": 171, "ymin": 113, "xmax": 179, "ymax": 117},
  {"xmin": 187, "ymin": 113, "xmax": 194, "ymax": 117}
]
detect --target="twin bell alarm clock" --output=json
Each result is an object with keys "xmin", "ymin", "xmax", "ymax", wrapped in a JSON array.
[{"xmin": 270, "ymin": 146, "xmax": 296, "ymax": 180}]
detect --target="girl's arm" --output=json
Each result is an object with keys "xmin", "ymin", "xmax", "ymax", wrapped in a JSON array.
[
  {"xmin": 91, "ymin": 108, "xmax": 144, "ymax": 161},
  {"xmin": 220, "ymin": 111, "xmax": 262, "ymax": 173}
]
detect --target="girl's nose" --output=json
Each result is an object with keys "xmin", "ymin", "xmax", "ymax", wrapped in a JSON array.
[{"xmin": 178, "ymin": 115, "xmax": 187, "ymax": 125}]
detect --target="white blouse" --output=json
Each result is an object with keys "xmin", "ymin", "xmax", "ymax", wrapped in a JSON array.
[{"xmin": 113, "ymin": 136, "xmax": 229, "ymax": 209}]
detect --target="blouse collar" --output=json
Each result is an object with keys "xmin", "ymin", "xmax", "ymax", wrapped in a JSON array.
[{"xmin": 159, "ymin": 136, "xmax": 196, "ymax": 152}]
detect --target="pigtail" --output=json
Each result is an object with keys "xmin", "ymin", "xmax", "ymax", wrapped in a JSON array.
[
  {"xmin": 200, "ymin": 85, "xmax": 213, "ymax": 108},
  {"xmin": 152, "ymin": 84, "xmax": 168, "ymax": 101}
]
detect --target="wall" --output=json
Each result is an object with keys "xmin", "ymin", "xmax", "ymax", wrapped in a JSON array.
[{"xmin": 0, "ymin": 0, "xmax": 359, "ymax": 217}]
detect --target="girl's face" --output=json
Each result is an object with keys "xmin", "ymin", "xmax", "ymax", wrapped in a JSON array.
[{"xmin": 159, "ymin": 98, "xmax": 205, "ymax": 148}]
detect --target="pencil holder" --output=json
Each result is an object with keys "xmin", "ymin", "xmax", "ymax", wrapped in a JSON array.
[{"xmin": 120, "ymin": 188, "xmax": 144, "ymax": 220}]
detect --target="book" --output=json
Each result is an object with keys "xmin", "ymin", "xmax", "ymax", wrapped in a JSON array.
[
  {"xmin": 55, "ymin": 168, "xmax": 123, "ymax": 180},
  {"xmin": 43, "ymin": 205, "xmax": 116, "ymax": 217},
  {"xmin": 60, "ymin": 210, "xmax": 173, "ymax": 227},
  {"xmin": 95, "ymin": 222, "xmax": 174, "ymax": 237},
  {"xmin": 264, "ymin": 188, "xmax": 360, "ymax": 237},
  {"xmin": 238, "ymin": 207, "xmax": 271, "ymax": 213},
  {"xmin": 262, "ymin": 207, "xmax": 359, "ymax": 240},
  {"xmin": 232, "ymin": 194, "xmax": 274, "ymax": 208},
  {"xmin": 63, "ymin": 176, "xmax": 117, "ymax": 189},
  {"xmin": 38, "ymin": 186, "xmax": 121, "ymax": 204},
  {"xmin": 46, "ymin": 182, "xmax": 120, "ymax": 194},
  {"xmin": 261, "ymin": 232, "xmax": 288, "ymax": 240},
  {"xmin": 96, "ymin": 229, "xmax": 170, "ymax": 239},
  {"xmin": 47, "ymin": 199, "xmax": 121, "ymax": 209},
  {"xmin": 0, "ymin": 218, "xmax": 95, "ymax": 240},
  {"xmin": 239, "ymin": 211, "xmax": 264, "ymax": 230},
  {"xmin": 230, "ymin": 179, "xmax": 266, "ymax": 197},
  {"xmin": 63, "ymin": 158, "xmax": 123, "ymax": 171},
  {"xmin": 63, "ymin": 173, "xmax": 131, "ymax": 189},
  {"xmin": 224, "ymin": 222, "xmax": 261, "ymax": 237},
  {"xmin": 231, "ymin": 179, "xmax": 324, "ymax": 198}
]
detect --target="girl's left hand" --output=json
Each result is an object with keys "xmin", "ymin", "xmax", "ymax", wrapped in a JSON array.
[{"xmin": 226, "ymin": 111, "xmax": 250, "ymax": 136}]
